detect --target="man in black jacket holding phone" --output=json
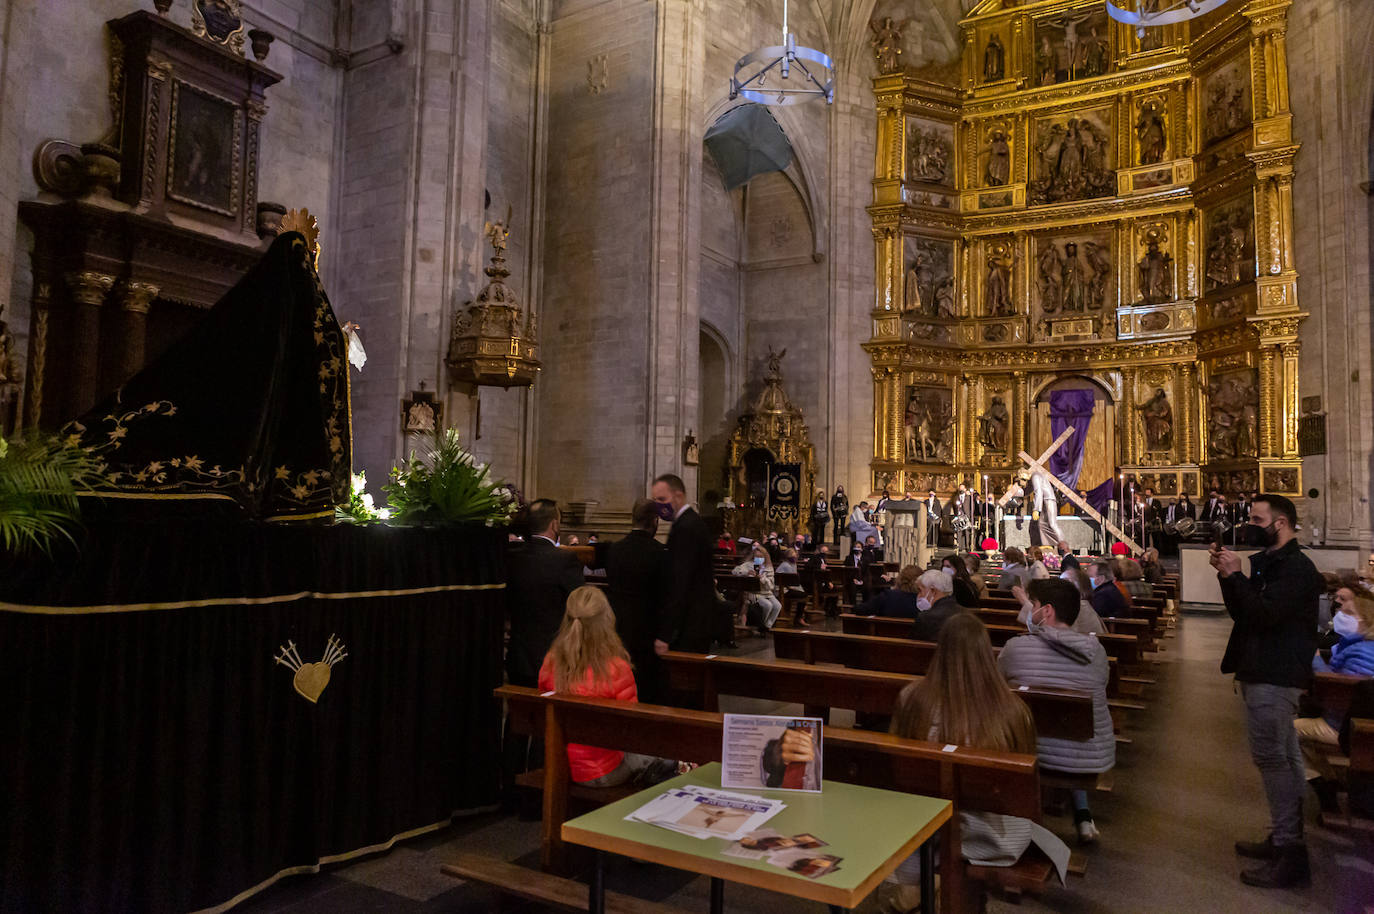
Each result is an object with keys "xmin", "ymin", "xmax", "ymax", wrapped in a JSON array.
[{"xmin": 1211, "ymin": 493, "xmax": 1324, "ymax": 889}]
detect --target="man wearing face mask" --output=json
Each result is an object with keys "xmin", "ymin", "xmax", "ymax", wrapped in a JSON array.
[
  {"xmin": 911, "ymin": 569, "xmax": 965, "ymax": 642},
  {"xmin": 998, "ymin": 578, "xmax": 1114, "ymax": 845},
  {"xmin": 652, "ymin": 473, "xmax": 719, "ymax": 654},
  {"xmin": 1210, "ymin": 494, "xmax": 1324, "ymax": 889}
]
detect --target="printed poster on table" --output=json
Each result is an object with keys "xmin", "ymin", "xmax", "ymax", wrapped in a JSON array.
[{"xmin": 722, "ymin": 714, "xmax": 822, "ymax": 793}]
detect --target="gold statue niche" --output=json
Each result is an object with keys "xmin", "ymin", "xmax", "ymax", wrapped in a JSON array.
[
  {"xmin": 724, "ymin": 349, "xmax": 816, "ymax": 537},
  {"xmin": 864, "ymin": 0, "xmax": 1304, "ymax": 505}
]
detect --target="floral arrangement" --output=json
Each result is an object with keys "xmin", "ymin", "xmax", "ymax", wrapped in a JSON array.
[
  {"xmin": 0, "ymin": 431, "xmax": 106, "ymax": 555},
  {"xmin": 382, "ymin": 428, "xmax": 518, "ymax": 526},
  {"xmin": 335, "ymin": 471, "xmax": 390, "ymax": 524}
]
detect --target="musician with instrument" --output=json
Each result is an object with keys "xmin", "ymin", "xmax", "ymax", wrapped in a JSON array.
[
  {"xmin": 922, "ymin": 490, "xmax": 942, "ymax": 548},
  {"xmin": 948, "ymin": 483, "xmax": 975, "ymax": 553}
]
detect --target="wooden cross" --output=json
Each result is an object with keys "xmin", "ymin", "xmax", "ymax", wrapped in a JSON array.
[{"xmin": 1001, "ymin": 427, "xmax": 1142, "ymax": 554}]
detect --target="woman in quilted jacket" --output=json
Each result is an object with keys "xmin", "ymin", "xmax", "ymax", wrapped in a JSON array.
[{"xmin": 537, "ymin": 586, "xmax": 678, "ymax": 787}]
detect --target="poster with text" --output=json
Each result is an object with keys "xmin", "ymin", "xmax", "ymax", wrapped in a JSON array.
[{"xmin": 722, "ymin": 715, "xmax": 822, "ymax": 793}]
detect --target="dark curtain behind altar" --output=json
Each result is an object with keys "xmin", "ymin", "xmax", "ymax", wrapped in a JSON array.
[
  {"xmin": 1047, "ymin": 389, "xmax": 1095, "ymax": 491},
  {"xmin": 0, "ymin": 515, "xmax": 506, "ymax": 914}
]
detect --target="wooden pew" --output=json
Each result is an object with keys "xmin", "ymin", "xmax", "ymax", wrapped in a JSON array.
[
  {"xmin": 498, "ymin": 685, "xmax": 1055, "ymax": 912},
  {"xmin": 838, "ymin": 614, "xmax": 1146, "ymax": 671},
  {"xmin": 660, "ymin": 651, "xmax": 1094, "ymax": 741},
  {"xmin": 775, "ymin": 627, "xmax": 1138, "ymax": 714},
  {"xmin": 1311, "ymin": 671, "xmax": 1368, "ymax": 717}
]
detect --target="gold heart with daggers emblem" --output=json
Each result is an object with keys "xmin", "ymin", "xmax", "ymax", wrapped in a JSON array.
[{"xmin": 293, "ymin": 662, "xmax": 331, "ymax": 703}]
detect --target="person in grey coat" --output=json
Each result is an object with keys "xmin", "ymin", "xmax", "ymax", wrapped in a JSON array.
[
  {"xmin": 996, "ymin": 547, "xmax": 1032, "ymax": 591},
  {"xmin": 997, "ymin": 577, "xmax": 1115, "ymax": 845}
]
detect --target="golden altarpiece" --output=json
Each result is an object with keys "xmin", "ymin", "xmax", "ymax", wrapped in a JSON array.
[{"xmin": 865, "ymin": 0, "xmax": 1302, "ymax": 505}]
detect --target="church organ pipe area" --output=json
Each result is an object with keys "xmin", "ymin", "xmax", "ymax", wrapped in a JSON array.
[{"xmin": 864, "ymin": 0, "xmax": 1303, "ymax": 506}]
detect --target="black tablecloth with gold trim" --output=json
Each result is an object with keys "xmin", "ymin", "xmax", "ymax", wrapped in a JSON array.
[{"xmin": 0, "ymin": 516, "xmax": 506, "ymax": 914}]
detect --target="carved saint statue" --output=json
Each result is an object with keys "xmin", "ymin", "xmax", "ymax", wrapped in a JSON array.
[
  {"xmin": 977, "ymin": 395, "xmax": 1010, "ymax": 452},
  {"xmin": 904, "ymin": 264, "xmax": 922, "ymax": 312},
  {"xmin": 1037, "ymin": 243, "xmax": 1063, "ymax": 313},
  {"xmin": 1061, "ymin": 242, "xmax": 1088, "ymax": 313},
  {"xmin": 984, "ymin": 130, "xmax": 1011, "ymax": 187},
  {"xmin": 983, "ymin": 34, "xmax": 1005, "ymax": 82},
  {"xmin": 1136, "ymin": 101, "xmax": 1167, "ymax": 166},
  {"xmin": 1136, "ymin": 387, "xmax": 1173, "ymax": 451},
  {"xmin": 766, "ymin": 346, "xmax": 787, "ymax": 380},
  {"xmin": 1084, "ymin": 241, "xmax": 1111, "ymax": 309},
  {"xmin": 985, "ymin": 242, "xmax": 1015, "ymax": 316},
  {"xmin": 869, "ymin": 18, "xmax": 906, "ymax": 74},
  {"xmin": 1137, "ymin": 239, "xmax": 1174, "ymax": 304}
]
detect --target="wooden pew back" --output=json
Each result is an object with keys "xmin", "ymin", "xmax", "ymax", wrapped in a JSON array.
[{"xmin": 660, "ymin": 651, "xmax": 1094, "ymax": 741}]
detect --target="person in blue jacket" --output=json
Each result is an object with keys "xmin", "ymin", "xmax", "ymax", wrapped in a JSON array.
[{"xmin": 1296, "ymin": 586, "xmax": 1374, "ymax": 814}]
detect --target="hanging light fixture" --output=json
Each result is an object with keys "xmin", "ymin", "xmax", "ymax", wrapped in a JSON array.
[
  {"xmin": 1107, "ymin": 0, "xmax": 1234, "ymax": 39},
  {"xmin": 730, "ymin": 0, "xmax": 834, "ymax": 107}
]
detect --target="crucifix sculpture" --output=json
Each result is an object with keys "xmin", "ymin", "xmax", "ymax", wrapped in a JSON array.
[{"xmin": 998, "ymin": 427, "xmax": 1142, "ymax": 555}]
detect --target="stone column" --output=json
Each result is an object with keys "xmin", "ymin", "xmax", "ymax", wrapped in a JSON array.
[
  {"xmin": 889, "ymin": 370, "xmax": 905, "ymax": 464},
  {"xmin": 1121, "ymin": 368, "xmax": 1137, "ymax": 465},
  {"xmin": 118, "ymin": 281, "xmax": 159, "ymax": 384},
  {"xmin": 23, "ymin": 275, "xmax": 53, "ymax": 428},
  {"xmin": 1280, "ymin": 342, "xmax": 1300, "ymax": 458},
  {"xmin": 1258, "ymin": 346, "xmax": 1279, "ymax": 458},
  {"xmin": 1012, "ymin": 371, "xmax": 1027, "ymax": 457},
  {"xmin": 1179, "ymin": 361, "xmax": 1197, "ymax": 464},
  {"xmin": 65, "ymin": 271, "xmax": 115, "ymax": 416}
]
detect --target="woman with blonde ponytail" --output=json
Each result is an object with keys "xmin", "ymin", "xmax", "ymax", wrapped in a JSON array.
[{"xmin": 537, "ymin": 586, "xmax": 678, "ymax": 787}]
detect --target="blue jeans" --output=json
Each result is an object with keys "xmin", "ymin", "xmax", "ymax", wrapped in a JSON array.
[{"xmin": 1241, "ymin": 682, "xmax": 1305, "ymax": 846}]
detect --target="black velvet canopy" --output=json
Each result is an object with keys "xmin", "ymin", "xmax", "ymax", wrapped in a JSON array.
[{"xmin": 66, "ymin": 231, "xmax": 351, "ymax": 521}]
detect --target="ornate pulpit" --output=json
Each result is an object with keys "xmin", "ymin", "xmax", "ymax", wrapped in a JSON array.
[{"xmin": 725, "ymin": 350, "xmax": 816, "ymax": 537}]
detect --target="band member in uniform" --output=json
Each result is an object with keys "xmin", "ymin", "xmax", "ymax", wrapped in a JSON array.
[
  {"xmin": 809, "ymin": 489, "xmax": 830, "ymax": 545},
  {"xmin": 923, "ymin": 489, "xmax": 942, "ymax": 548},
  {"xmin": 829, "ymin": 486, "xmax": 849, "ymax": 545},
  {"xmin": 949, "ymin": 483, "xmax": 975, "ymax": 553}
]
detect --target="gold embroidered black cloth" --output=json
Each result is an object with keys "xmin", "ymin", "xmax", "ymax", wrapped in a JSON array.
[{"xmin": 66, "ymin": 232, "xmax": 350, "ymax": 519}]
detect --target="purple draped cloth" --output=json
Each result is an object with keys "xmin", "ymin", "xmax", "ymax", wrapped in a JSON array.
[{"xmin": 1047, "ymin": 389, "xmax": 1095, "ymax": 491}]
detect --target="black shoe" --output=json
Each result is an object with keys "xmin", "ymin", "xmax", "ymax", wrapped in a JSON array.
[
  {"xmin": 1310, "ymin": 777, "xmax": 1341, "ymax": 815},
  {"xmin": 1234, "ymin": 835, "xmax": 1278, "ymax": 859},
  {"xmin": 1239, "ymin": 844, "xmax": 1310, "ymax": 888}
]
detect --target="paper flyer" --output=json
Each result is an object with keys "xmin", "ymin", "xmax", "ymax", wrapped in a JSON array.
[
  {"xmin": 623, "ymin": 785, "xmax": 786, "ymax": 841},
  {"xmin": 721, "ymin": 829, "xmax": 841, "ymax": 879},
  {"xmin": 721, "ymin": 714, "xmax": 823, "ymax": 792}
]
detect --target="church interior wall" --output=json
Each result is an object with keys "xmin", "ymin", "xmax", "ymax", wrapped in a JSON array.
[
  {"xmin": 467, "ymin": 0, "xmax": 542, "ymax": 482},
  {"xmin": 1286, "ymin": 0, "xmax": 1374, "ymax": 546},
  {"xmin": 535, "ymin": 0, "xmax": 657, "ymax": 511}
]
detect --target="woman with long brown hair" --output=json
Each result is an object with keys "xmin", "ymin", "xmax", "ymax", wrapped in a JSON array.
[
  {"xmin": 537, "ymin": 586, "xmax": 677, "ymax": 787},
  {"xmin": 885, "ymin": 613, "xmax": 1067, "ymax": 912}
]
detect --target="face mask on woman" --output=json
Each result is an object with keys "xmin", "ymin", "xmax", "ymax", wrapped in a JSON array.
[
  {"xmin": 942, "ymin": 566, "xmax": 956, "ymax": 577},
  {"xmin": 1333, "ymin": 611, "xmax": 1360, "ymax": 638}
]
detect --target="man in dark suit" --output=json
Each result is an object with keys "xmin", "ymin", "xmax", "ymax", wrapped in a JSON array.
[
  {"xmin": 1201, "ymin": 488, "xmax": 1222, "ymax": 523},
  {"xmin": 502, "ymin": 498, "xmax": 584, "ymax": 805},
  {"xmin": 505, "ymin": 499, "xmax": 584, "ymax": 687},
  {"xmin": 652, "ymin": 473, "xmax": 719, "ymax": 653},
  {"xmin": 608, "ymin": 499, "xmax": 668, "ymax": 702}
]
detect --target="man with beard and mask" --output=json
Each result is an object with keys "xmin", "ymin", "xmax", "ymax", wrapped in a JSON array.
[
  {"xmin": 652, "ymin": 473, "xmax": 719, "ymax": 654},
  {"xmin": 830, "ymin": 486, "xmax": 849, "ymax": 544},
  {"xmin": 1210, "ymin": 494, "xmax": 1324, "ymax": 889}
]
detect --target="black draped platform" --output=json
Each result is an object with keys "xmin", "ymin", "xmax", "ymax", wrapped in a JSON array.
[{"xmin": 0, "ymin": 515, "xmax": 506, "ymax": 913}]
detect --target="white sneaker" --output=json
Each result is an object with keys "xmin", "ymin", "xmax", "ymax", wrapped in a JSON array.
[{"xmin": 1077, "ymin": 819, "xmax": 1100, "ymax": 845}]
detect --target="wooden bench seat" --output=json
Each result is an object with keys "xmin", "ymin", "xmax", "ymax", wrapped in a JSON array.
[
  {"xmin": 441, "ymin": 852, "xmax": 686, "ymax": 914},
  {"xmin": 837, "ymin": 614, "xmax": 1147, "ymax": 672},
  {"xmin": 660, "ymin": 651, "xmax": 1094, "ymax": 741},
  {"xmin": 498, "ymin": 685, "xmax": 1055, "ymax": 913}
]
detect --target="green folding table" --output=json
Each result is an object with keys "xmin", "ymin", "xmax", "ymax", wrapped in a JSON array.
[{"xmin": 561, "ymin": 762, "xmax": 951, "ymax": 913}]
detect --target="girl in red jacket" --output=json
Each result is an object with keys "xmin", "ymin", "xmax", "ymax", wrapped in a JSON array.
[{"xmin": 537, "ymin": 586, "xmax": 678, "ymax": 787}]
